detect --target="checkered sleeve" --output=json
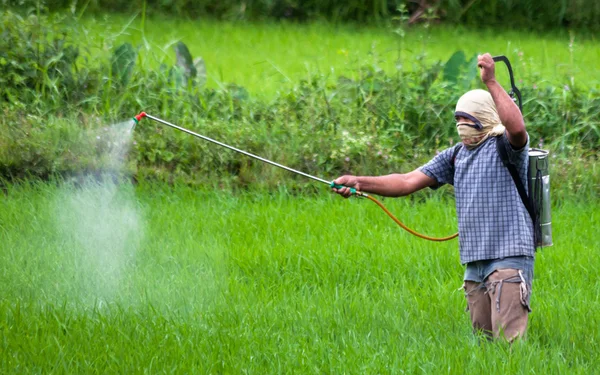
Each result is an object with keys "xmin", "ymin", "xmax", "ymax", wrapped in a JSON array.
[
  {"xmin": 418, "ymin": 145, "xmax": 460, "ymax": 189},
  {"xmin": 499, "ymin": 131, "xmax": 530, "ymax": 165}
]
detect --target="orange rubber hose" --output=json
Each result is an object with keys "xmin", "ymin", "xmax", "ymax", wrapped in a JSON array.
[{"xmin": 363, "ymin": 194, "xmax": 458, "ymax": 242}]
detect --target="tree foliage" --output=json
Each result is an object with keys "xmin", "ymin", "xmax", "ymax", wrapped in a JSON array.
[{"xmin": 2, "ymin": 0, "xmax": 600, "ymax": 31}]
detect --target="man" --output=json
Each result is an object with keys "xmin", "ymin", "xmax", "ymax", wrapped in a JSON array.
[{"xmin": 332, "ymin": 53, "xmax": 534, "ymax": 341}]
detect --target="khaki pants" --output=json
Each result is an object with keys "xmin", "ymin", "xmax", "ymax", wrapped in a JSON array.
[{"xmin": 463, "ymin": 268, "xmax": 531, "ymax": 341}]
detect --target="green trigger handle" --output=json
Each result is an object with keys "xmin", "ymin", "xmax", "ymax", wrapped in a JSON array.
[{"xmin": 330, "ymin": 182, "xmax": 363, "ymax": 196}]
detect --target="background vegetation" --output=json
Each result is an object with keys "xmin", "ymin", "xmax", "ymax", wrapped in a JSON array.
[
  {"xmin": 1, "ymin": 9, "xmax": 598, "ymax": 198},
  {"xmin": 1, "ymin": 2, "xmax": 599, "ymax": 373},
  {"xmin": 3, "ymin": 0, "xmax": 600, "ymax": 31}
]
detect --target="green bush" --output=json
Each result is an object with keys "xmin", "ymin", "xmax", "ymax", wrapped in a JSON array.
[
  {"xmin": 0, "ymin": 8, "xmax": 598, "ymax": 199},
  {"xmin": 0, "ymin": 10, "xmax": 100, "ymax": 114}
]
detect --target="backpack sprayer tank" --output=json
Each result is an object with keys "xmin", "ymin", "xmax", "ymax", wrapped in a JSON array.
[
  {"xmin": 529, "ymin": 149, "xmax": 552, "ymax": 247},
  {"xmin": 493, "ymin": 56, "xmax": 552, "ymax": 248}
]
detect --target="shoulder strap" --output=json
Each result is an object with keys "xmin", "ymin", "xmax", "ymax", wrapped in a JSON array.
[
  {"xmin": 451, "ymin": 145, "xmax": 462, "ymax": 185},
  {"xmin": 451, "ymin": 144, "xmax": 462, "ymax": 169},
  {"xmin": 495, "ymin": 136, "xmax": 535, "ymax": 222}
]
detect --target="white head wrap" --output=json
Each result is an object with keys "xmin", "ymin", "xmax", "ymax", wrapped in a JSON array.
[{"xmin": 455, "ymin": 89, "xmax": 505, "ymax": 149}]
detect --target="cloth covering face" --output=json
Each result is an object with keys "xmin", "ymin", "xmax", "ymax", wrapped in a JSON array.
[{"xmin": 455, "ymin": 89, "xmax": 506, "ymax": 149}]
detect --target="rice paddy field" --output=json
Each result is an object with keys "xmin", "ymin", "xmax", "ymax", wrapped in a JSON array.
[
  {"xmin": 2, "ymin": 14, "xmax": 600, "ymax": 373},
  {"xmin": 1, "ymin": 181, "xmax": 599, "ymax": 373},
  {"xmin": 82, "ymin": 15, "xmax": 600, "ymax": 97}
]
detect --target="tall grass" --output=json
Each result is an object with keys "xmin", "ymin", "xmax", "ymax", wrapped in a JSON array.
[
  {"xmin": 1, "ymin": 8, "xmax": 598, "ymax": 373},
  {"xmin": 1, "ymin": 182, "xmax": 598, "ymax": 372}
]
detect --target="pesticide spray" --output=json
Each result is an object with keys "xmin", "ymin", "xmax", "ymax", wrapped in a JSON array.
[{"xmin": 53, "ymin": 119, "xmax": 142, "ymax": 307}]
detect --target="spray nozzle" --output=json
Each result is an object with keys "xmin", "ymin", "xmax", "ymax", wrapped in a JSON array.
[{"xmin": 132, "ymin": 112, "xmax": 147, "ymax": 124}]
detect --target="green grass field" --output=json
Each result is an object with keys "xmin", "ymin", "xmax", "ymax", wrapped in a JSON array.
[
  {"xmin": 82, "ymin": 15, "xmax": 600, "ymax": 97},
  {"xmin": 2, "ymin": 12, "xmax": 599, "ymax": 373},
  {"xmin": 1, "ymin": 181, "xmax": 598, "ymax": 373}
]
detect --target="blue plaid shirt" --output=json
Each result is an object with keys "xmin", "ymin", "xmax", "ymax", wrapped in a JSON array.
[{"xmin": 419, "ymin": 133, "xmax": 535, "ymax": 264}]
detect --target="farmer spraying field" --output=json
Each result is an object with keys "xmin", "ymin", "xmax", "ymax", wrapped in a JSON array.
[
  {"xmin": 333, "ymin": 53, "xmax": 538, "ymax": 341},
  {"xmin": 133, "ymin": 52, "xmax": 551, "ymax": 342}
]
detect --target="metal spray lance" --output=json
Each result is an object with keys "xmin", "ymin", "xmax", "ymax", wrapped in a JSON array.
[{"xmin": 132, "ymin": 112, "xmax": 458, "ymax": 242}]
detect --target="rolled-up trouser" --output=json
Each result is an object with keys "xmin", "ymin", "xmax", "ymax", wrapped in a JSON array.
[
  {"xmin": 464, "ymin": 268, "xmax": 531, "ymax": 341},
  {"xmin": 462, "ymin": 256, "xmax": 534, "ymax": 341}
]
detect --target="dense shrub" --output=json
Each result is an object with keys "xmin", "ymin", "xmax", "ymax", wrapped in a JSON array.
[
  {"xmin": 0, "ymin": 10, "xmax": 100, "ymax": 113},
  {"xmin": 0, "ymin": 8, "xmax": 598, "ymax": 199}
]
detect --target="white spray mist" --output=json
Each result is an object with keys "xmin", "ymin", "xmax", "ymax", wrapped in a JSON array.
[{"xmin": 54, "ymin": 120, "xmax": 143, "ymax": 307}]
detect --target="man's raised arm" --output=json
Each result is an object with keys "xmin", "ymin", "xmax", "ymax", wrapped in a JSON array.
[{"xmin": 478, "ymin": 53, "xmax": 527, "ymax": 148}]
